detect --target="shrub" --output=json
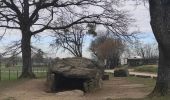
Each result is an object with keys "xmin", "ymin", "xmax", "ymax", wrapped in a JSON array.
[{"xmin": 114, "ymin": 69, "xmax": 129, "ymax": 77}]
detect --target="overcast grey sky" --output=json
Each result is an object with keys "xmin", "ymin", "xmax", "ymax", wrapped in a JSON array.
[{"xmin": 0, "ymin": 1, "xmax": 155, "ymax": 58}]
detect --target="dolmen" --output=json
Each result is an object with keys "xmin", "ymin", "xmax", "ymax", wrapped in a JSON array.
[{"xmin": 46, "ymin": 57, "xmax": 104, "ymax": 93}]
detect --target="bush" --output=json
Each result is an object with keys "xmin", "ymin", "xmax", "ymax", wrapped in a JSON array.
[{"xmin": 114, "ymin": 69, "xmax": 129, "ymax": 77}]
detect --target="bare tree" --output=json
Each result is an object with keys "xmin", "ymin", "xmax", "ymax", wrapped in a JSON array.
[
  {"xmin": 90, "ymin": 35, "xmax": 125, "ymax": 69},
  {"xmin": 51, "ymin": 25, "xmax": 85, "ymax": 57},
  {"xmin": 0, "ymin": 0, "xmax": 133, "ymax": 78},
  {"xmin": 144, "ymin": 43, "xmax": 159, "ymax": 59},
  {"xmin": 133, "ymin": 40, "xmax": 145, "ymax": 58},
  {"xmin": 132, "ymin": 40, "xmax": 158, "ymax": 59}
]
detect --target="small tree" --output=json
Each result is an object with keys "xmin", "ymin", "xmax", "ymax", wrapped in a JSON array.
[{"xmin": 90, "ymin": 35, "xmax": 125, "ymax": 69}]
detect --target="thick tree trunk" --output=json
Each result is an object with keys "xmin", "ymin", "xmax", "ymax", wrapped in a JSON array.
[
  {"xmin": 19, "ymin": 32, "xmax": 35, "ymax": 78},
  {"xmin": 149, "ymin": 0, "xmax": 170, "ymax": 96},
  {"xmin": 152, "ymin": 46, "xmax": 170, "ymax": 96}
]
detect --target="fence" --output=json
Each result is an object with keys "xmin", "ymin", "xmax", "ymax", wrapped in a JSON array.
[{"xmin": 0, "ymin": 67, "xmax": 48, "ymax": 81}]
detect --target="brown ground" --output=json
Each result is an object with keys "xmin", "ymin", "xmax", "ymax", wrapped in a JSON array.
[{"xmin": 0, "ymin": 78, "xmax": 149, "ymax": 100}]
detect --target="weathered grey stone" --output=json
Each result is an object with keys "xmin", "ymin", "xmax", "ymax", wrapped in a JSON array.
[
  {"xmin": 56, "ymin": 90, "xmax": 84, "ymax": 97},
  {"xmin": 102, "ymin": 74, "xmax": 110, "ymax": 80},
  {"xmin": 114, "ymin": 69, "xmax": 129, "ymax": 77},
  {"xmin": 47, "ymin": 57, "xmax": 104, "ymax": 92}
]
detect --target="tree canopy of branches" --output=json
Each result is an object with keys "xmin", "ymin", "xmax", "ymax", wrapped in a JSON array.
[
  {"xmin": 90, "ymin": 35, "xmax": 125, "ymax": 69},
  {"xmin": 0, "ymin": 0, "xmax": 133, "ymax": 78},
  {"xmin": 51, "ymin": 25, "xmax": 85, "ymax": 57}
]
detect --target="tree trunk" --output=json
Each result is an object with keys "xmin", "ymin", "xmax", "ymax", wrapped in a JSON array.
[
  {"xmin": 152, "ymin": 45, "xmax": 170, "ymax": 96},
  {"xmin": 149, "ymin": 0, "xmax": 170, "ymax": 96},
  {"xmin": 19, "ymin": 32, "xmax": 35, "ymax": 78}
]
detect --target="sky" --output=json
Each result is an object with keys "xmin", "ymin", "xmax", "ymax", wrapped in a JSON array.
[
  {"xmin": 123, "ymin": 1, "xmax": 155, "ymax": 42},
  {"xmin": 0, "ymin": 1, "xmax": 156, "ymax": 59}
]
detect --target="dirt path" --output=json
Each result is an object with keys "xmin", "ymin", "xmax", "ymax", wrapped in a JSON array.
[
  {"xmin": 0, "ymin": 78, "xmax": 149, "ymax": 100},
  {"xmin": 105, "ymin": 69, "xmax": 157, "ymax": 78},
  {"xmin": 129, "ymin": 72, "xmax": 157, "ymax": 77}
]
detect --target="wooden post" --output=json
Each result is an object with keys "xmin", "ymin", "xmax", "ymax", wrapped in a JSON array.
[
  {"xmin": 41, "ymin": 68, "xmax": 43, "ymax": 77},
  {"xmin": 17, "ymin": 70, "xmax": 19, "ymax": 79},
  {"xmin": 9, "ymin": 69, "xmax": 10, "ymax": 80},
  {"xmin": 0, "ymin": 69, "xmax": 1, "ymax": 81},
  {"xmin": 37, "ymin": 68, "xmax": 38, "ymax": 77}
]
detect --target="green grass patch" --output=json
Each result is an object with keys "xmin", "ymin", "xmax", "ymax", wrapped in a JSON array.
[
  {"xmin": 1, "ymin": 71, "xmax": 20, "ymax": 80},
  {"xmin": 3, "ymin": 97, "xmax": 17, "ymax": 100},
  {"xmin": 33, "ymin": 70, "xmax": 47, "ymax": 78},
  {"xmin": 133, "ymin": 65, "xmax": 158, "ymax": 73},
  {"xmin": 0, "ymin": 67, "xmax": 48, "ymax": 81},
  {"xmin": 127, "ymin": 76, "xmax": 156, "ymax": 92}
]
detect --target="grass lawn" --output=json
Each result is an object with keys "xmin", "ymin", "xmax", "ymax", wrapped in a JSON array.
[
  {"xmin": 127, "ymin": 76, "xmax": 155, "ymax": 92},
  {"xmin": 132, "ymin": 65, "xmax": 158, "ymax": 73},
  {"xmin": 0, "ymin": 67, "xmax": 48, "ymax": 80}
]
